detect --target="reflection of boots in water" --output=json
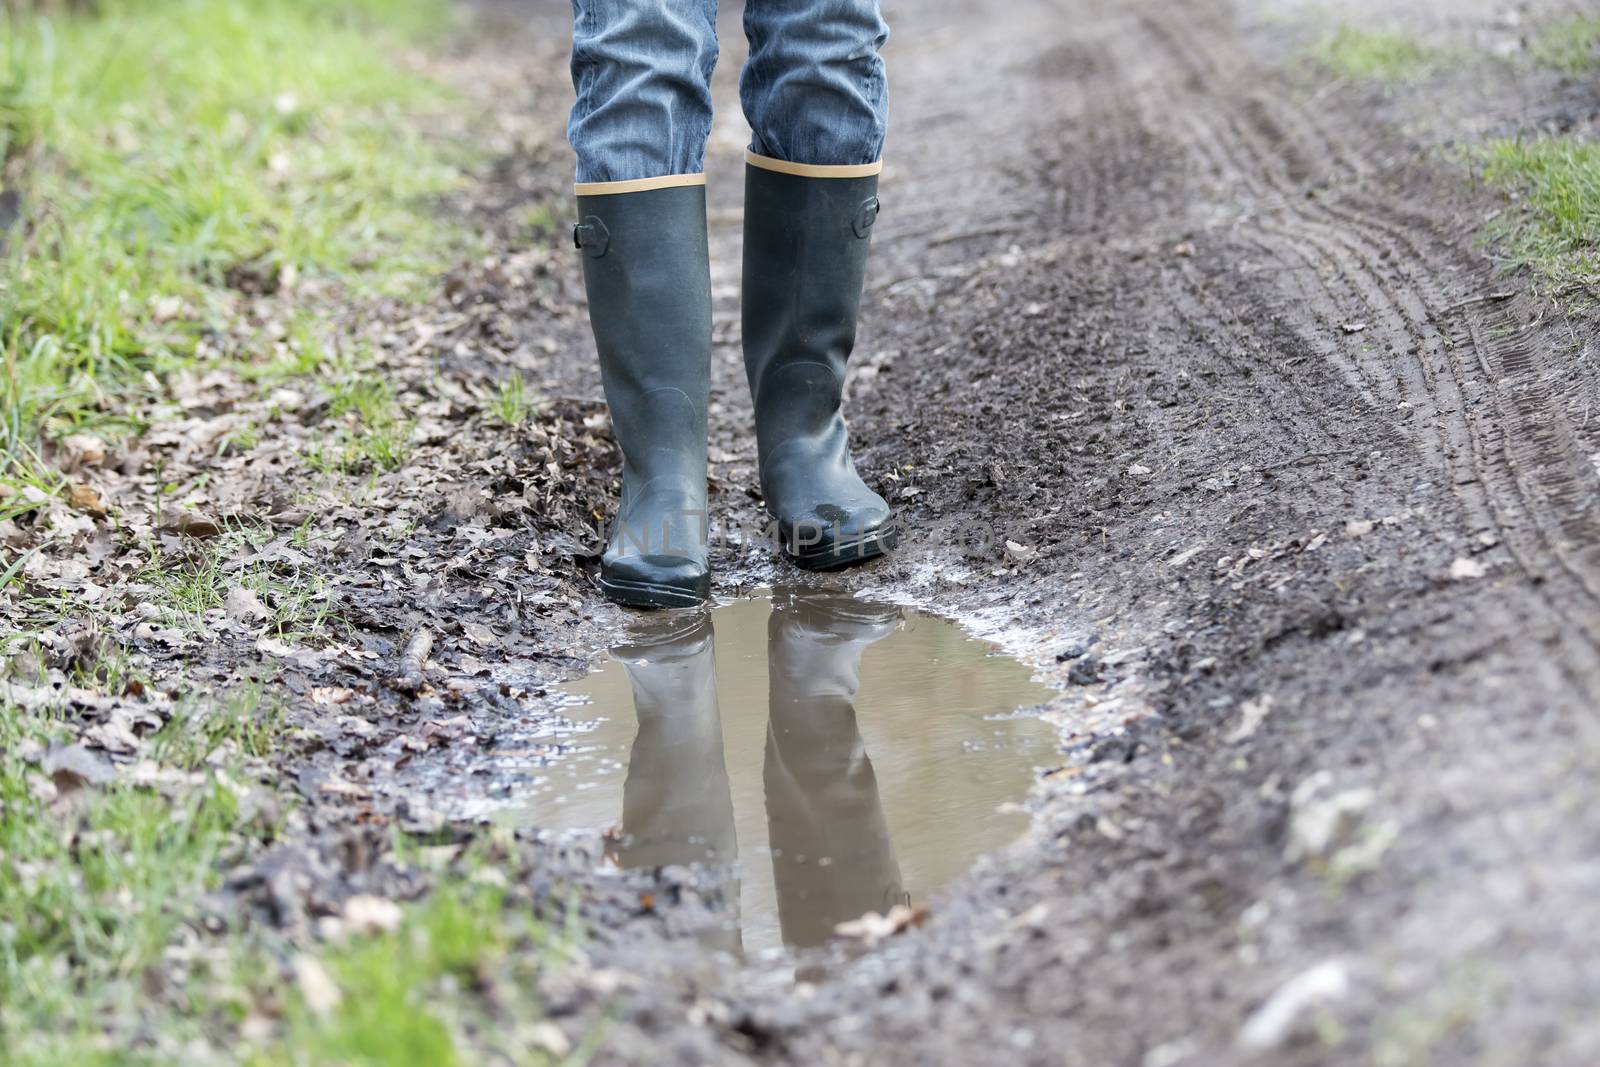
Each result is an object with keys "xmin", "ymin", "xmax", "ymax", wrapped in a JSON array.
[
  {"xmin": 612, "ymin": 613, "xmax": 741, "ymax": 953},
  {"xmin": 764, "ymin": 593, "xmax": 908, "ymax": 950}
]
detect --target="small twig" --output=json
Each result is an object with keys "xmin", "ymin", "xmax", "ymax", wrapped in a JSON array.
[
  {"xmin": 1440, "ymin": 290, "xmax": 1517, "ymax": 314},
  {"xmin": 926, "ymin": 224, "xmax": 1023, "ymax": 248},
  {"xmin": 392, "ymin": 628, "xmax": 434, "ymax": 694}
]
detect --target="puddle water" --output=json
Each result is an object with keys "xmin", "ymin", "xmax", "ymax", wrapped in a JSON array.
[{"xmin": 494, "ymin": 591, "xmax": 1057, "ymax": 959}]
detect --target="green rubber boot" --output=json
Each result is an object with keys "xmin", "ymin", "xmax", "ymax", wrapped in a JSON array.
[
  {"xmin": 575, "ymin": 183, "xmax": 713, "ymax": 608},
  {"xmin": 741, "ymin": 159, "xmax": 897, "ymax": 571}
]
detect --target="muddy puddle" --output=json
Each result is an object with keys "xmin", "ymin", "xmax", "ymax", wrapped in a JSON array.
[{"xmin": 486, "ymin": 592, "xmax": 1058, "ymax": 958}]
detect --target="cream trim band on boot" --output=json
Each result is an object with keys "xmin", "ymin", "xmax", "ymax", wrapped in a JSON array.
[
  {"xmin": 574, "ymin": 172, "xmax": 708, "ymax": 196},
  {"xmin": 744, "ymin": 151, "xmax": 883, "ymax": 179}
]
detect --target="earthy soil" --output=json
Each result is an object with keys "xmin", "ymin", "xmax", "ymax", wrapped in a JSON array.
[
  {"xmin": 569, "ymin": 0, "xmax": 1600, "ymax": 1062},
  {"xmin": 8, "ymin": 0, "xmax": 1599, "ymax": 1062}
]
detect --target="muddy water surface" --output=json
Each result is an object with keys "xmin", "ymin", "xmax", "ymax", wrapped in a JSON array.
[{"xmin": 498, "ymin": 592, "xmax": 1057, "ymax": 958}]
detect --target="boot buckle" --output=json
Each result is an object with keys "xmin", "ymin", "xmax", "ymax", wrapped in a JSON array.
[
  {"xmin": 852, "ymin": 197, "xmax": 881, "ymax": 239},
  {"xmin": 573, "ymin": 216, "xmax": 611, "ymax": 258}
]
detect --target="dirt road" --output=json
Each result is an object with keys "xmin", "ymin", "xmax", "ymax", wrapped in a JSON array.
[
  {"xmin": 10, "ymin": 0, "xmax": 1595, "ymax": 1061},
  {"xmin": 518, "ymin": 0, "xmax": 1600, "ymax": 1062}
]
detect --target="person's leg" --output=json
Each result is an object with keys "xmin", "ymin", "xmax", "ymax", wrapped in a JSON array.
[
  {"xmin": 570, "ymin": 0, "xmax": 720, "ymax": 183},
  {"xmin": 739, "ymin": 0, "xmax": 894, "ymax": 570},
  {"xmin": 569, "ymin": 0, "xmax": 719, "ymax": 607}
]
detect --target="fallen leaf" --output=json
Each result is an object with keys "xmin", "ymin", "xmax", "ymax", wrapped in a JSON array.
[
  {"xmin": 318, "ymin": 777, "xmax": 372, "ymax": 799},
  {"xmin": 1168, "ymin": 544, "xmax": 1206, "ymax": 567},
  {"xmin": 42, "ymin": 743, "xmax": 117, "ymax": 791},
  {"xmin": 68, "ymin": 484, "xmax": 109, "ymax": 517},
  {"xmin": 460, "ymin": 621, "xmax": 497, "ymax": 647},
  {"xmin": 1004, "ymin": 540, "xmax": 1039, "ymax": 564},
  {"xmin": 1226, "ymin": 695, "xmax": 1275, "ymax": 743},
  {"xmin": 84, "ymin": 712, "xmax": 143, "ymax": 754},
  {"xmin": 225, "ymin": 585, "xmax": 272, "ymax": 623},
  {"xmin": 61, "ymin": 434, "xmax": 108, "ymax": 469},
  {"xmin": 833, "ymin": 904, "xmax": 927, "ymax": 945},
  {"xmin": 164, "ymin": 512, "xmax": 223, "ymax": 538},
  {"xmin": 342, "ymin": 895, "xmax": 403, "ymax": 935},
  {"xmin": 528, "ymin": 1023, "xmax": 571, "ymax": 1057},
  {"xmin": 421, "ymin": 715, "xmax": 472, "ymax": 744}
]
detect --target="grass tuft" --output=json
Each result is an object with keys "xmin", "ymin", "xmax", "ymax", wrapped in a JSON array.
[
  {"xmin": 305, "ymin": 373, "xmax": 415, "ymax": 474},
  {"xmin": 492, "ymin": 372, "xmax": 534, "ymax": 427},
  {"xmin": 1480, "ymin": 136, "xmax": 1600, "ymax": 286},
  {"xmin": 1533, "ymin": 15, "xmax": 1600, "ymax": 74},
  {"xmin": 263, "ymin": 883, "xmax": 549, "ymax": 1066},
  {"xmin": 1315, "ymin": 26, "xmax": 1438, "ymax": 84}
]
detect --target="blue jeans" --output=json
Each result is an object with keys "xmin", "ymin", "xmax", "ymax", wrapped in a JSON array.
[{"xmin": 569, "ymin": 0, "xmax": 889, "ymax": 184}]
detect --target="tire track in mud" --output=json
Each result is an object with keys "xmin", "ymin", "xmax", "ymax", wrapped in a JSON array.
[
  {"xmin": 1011, "ymin": 8, "xmax": 1600, "ymax": 1045},
  {"xmin": 1051, "ymin": 0, "xmax": 1600, "ymax": 690}
]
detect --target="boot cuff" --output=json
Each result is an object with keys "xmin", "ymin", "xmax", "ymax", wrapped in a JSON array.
[
  {"xmin": 745, "ymin": 151, "xmax": 882, "ymax": 179},
  {"xmin": 574, "ymin": 172, "xmax": 706, "ymax": 196}
]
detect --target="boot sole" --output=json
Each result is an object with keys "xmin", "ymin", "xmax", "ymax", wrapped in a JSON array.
[
  {"xmin": 599, "ymin": 573, "xmax": 711, "ymax": 610},
  {"xmin": 782, "ymin": 523, "xmax": 898, "ymax": 572}
]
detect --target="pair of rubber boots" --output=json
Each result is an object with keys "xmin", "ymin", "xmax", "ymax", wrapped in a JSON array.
[{"xmin": 575, "ymin": 164, "xmax": 894, "ymax": 609}]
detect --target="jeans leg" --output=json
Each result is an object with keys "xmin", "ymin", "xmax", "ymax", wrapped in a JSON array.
[
  {"xmin": 740, "ymin": 0, "xmax": 889, "ymax": 167},
  {"xmin": 569, "ymin": 0, "xmax": 720, "ymax": 184}
]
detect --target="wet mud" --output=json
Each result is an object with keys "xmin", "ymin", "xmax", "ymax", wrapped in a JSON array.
[{"xmin": 503, "ymin": 0, "xmax": 1600, "ymax": 1063}]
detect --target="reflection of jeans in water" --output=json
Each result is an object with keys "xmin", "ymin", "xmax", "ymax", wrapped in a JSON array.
[
  {"xmin": 610, "ymin": 593, "xmax": 905, "ymax": 952},
  {"xmin": 568, "ymin": 0, "xmax": 890, "ymax": 183}
]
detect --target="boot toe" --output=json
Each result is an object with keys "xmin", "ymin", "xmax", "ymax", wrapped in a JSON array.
[
  {"xmin": 781, "ymin": 502, "xmax": 897, "ymax": 571},
  {"xmin": 601, "ymin": 554, "xmax": 711, "ymax": 609}
]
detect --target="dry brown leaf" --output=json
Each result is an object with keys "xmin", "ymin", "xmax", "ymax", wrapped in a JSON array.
[
  {"xmin": 61, "ymin": 434, "xmax": 109, "ymax": 469},
  {"xmin": 225, "ymin": 585, "xmax": 272, "ymax": 623},
  {"xmin": 68, "ymin": 484, "xmax": 109, "ymax": 517},
  {"xmin": 165, "ymin": 512, "xmax": 224, "ymax": 538}
]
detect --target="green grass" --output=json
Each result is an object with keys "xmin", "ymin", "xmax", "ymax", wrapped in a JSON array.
[
  {"xmin": 304, "ymin": 372, "xmax": 415, "ymax": 474},
  {"xmin": 0, "ymin": 688, "xmax": 285, "ymax": 1062},
  {"xmin": 492, "ymin": 372, "xmax": 534, "ymax": 427},
  {"xmin": 152, "ymin": 684, "xmax": 287, "ymax": 769},
  {"xmin": 1315, "ymin": 26, "xmax": 1438, "ymax": 84},
  {"xmin": 134, "ymin": 522, "xmax": 341, "ymax": 639},
  {"xmin": 0, "ymin": 0, "xmax": 474, "ymax": 509},
  {"xmin": 1480, "ymin": 136, "xmax": 1600, "ymax": 286},
  {"xmin": 1533, "ymin": 14, "xmax": 1600, "ymax": 74},
  {"xmin": 142, "ymin": 541, "xmax": 229, "ymax": 625},
  {"xmin": 1, "ymin": 679, "xmax": 573, "ymax": 1065},
  {"xmin": 260, "ymin": 882, "xmax": 570, "ymax": 1067}
]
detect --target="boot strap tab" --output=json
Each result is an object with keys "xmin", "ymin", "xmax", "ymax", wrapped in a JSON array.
[
  {"xmin": 574, "ymin": 216, "xmax": 611, "ymax": 258},
  {"xmin": 852, "ymin": 197, "xmax": 881, "ymax": 239}
]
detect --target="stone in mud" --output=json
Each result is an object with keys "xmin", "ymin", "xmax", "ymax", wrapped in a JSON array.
[
  {"xmin": 1067, "ymin": 655, "xmax": 1105, "ymax": 686},
  {"xmin": 1055, "ymin": 636, "xmax": 1098, "ymax": 662}
]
